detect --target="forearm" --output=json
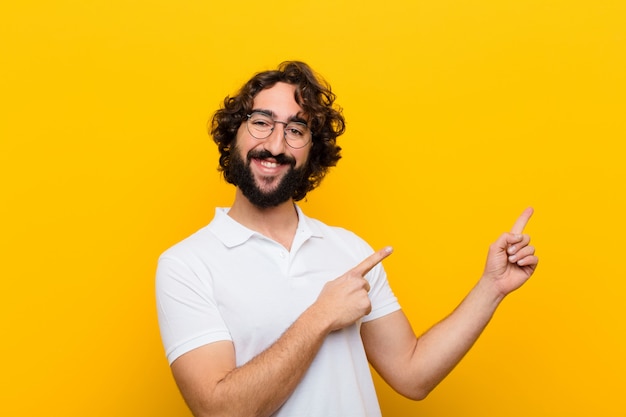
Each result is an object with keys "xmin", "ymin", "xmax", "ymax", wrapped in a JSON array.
[
  {"xmin": 175, "ymin": 249, "xmax": 386, "ymax": 417},
  {"xmin": 365, "ymin": 210, "xmax": 538, "ymax": 400},
  {"xmin": 408, "ymin": 277, "xmax": 504, "ymax": 397},
  {"xmin": 192, "ymin": 305, "xmax": 332, "ymax": 417}
]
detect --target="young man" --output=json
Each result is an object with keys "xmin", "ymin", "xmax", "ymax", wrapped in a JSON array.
[{"xmin": 156, "ymin": 61, "xmax": 538, "ymax": 417}]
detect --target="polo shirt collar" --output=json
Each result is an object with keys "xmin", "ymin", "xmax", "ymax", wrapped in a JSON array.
[{"xmin": 209, "ymin": 205, "xmax": 323, "ymax": 249}]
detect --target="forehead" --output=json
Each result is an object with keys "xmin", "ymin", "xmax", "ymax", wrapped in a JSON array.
[{"xmin": 252, "ymin": 82, "xmax": 303, "ymax": 119}]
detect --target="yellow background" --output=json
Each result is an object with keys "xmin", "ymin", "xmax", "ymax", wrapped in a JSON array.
[{"xmin": 2, "ymin": 0, "xmax": 625, "ymax": 415}]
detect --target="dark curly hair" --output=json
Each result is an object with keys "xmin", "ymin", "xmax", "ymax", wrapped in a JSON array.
[{"xmin": 210, "ymin": 61, "xmax": 345, "ymax": 201}]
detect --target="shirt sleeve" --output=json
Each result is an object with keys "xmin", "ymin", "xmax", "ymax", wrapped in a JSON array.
[
  {"xmin": 363, "ymin": 260, "xmax": 401, "ymax": 322},
  {"xmin": 156, "ymin": 255, "xmax": 232, "ymax": 365},
  {"xmin": 342, "ymin": 233, "xmax": 401, "ymax": 323}
]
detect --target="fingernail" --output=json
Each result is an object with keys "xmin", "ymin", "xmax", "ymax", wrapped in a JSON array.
[
  {"xmin": 385, "ymin": 246, "xmax": 393, "ymax": 254},
  {"xmin": 508, "ymin": 255, "xmax": 517, "ymax": 262},
  {"xmin": 507, "ymin": 245, "xmax": 516, "ymax": 254}
]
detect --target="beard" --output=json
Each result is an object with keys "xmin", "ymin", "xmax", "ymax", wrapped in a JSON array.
[{"xmin": 229, "ymin": 147, "xmax": 307, "ymax": 209}]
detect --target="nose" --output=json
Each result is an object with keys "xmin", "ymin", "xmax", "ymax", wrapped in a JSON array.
[{"xmin": 263, "ymin": 122, "xmax": 287, "ymax": 155}]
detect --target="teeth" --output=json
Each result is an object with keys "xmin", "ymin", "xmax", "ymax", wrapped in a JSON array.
[{"xmin": 260, "ymin": 160, "xmax": 279, "ymax": 168}]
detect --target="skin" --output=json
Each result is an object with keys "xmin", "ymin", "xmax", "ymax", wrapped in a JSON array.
[
  {"xmin": 361, "ymin": 208, "xmax": 537, "ymax": 399},
  {"xmin": 169, "ymin": 83, "xmax": 539, "ymax": 417},
  {"xmin": 225, "ymin": 82, "xmax": 311, "ymax": 249}
]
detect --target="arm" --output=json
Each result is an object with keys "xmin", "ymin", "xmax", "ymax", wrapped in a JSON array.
[
  {"xmin": 171, "ymin": 247, "xmax": 393, "ymax": 417},
  {"xmin": 362, "ymin": 208, "xmax": 538, "ymax": 400}
]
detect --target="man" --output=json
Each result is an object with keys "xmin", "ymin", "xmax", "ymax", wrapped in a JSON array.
[{"xmin": 156, "ymin": 61, "xmax": 538, "ymax": 417}]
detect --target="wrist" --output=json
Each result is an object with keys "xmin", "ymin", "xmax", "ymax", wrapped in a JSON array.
[
  {"xmin": 476, "ymin": 276, "xmax": 507, "ymax": 307},
  {"xmin": 300, "ymin": 301, "xmax": 335, "ymax": 336}
]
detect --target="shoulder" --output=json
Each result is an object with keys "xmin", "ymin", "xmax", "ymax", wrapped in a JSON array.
[
  {"xmin": 298, "ymin": 209, "xmax": 373, "ymax": 257},
  {"xmin": 158, "ymin": 207, "xmax": 241, "ymax": 263},
  {"xmin": 159, "ymin": 224, "xmax": 216, "ymax": 262}
]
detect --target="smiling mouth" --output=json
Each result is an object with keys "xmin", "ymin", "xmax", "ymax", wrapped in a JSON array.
[
  {"xmin": 248, "ymin": 149, "xmax": 296, "ymax": 169},
  {"xmin": 259, "ymin": 159, "xmax": 281, "ymax": 169}
]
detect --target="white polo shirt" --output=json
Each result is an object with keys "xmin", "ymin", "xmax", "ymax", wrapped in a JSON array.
[{"xmin": 156, "ymin": 206, "xmax": 401, "ymax": 417}]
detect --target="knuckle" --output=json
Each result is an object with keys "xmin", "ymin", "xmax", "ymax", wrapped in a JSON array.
[
  {"xmin": 346, "ymin": 270, "xmax": 359, "ymax": 279},
  {"xmin": 364, "ymin": 302, "xmax": 372, "ymax": 315}
]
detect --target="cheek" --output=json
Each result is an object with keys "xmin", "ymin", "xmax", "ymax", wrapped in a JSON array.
[
  {"xmin": 293, "ymin": 147, "xmax": 311, "ymax": 169},
  {"xmin": 235, "ymin": 124, "xmax": 248, "ymax": 143},
  {"xmin": 233, "ymin": 125, "xmax": 255, "ymax": 153}
]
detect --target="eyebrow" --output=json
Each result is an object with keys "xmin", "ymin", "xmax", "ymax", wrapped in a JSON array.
[{"xmin": 251, "ymin": 108, "xmax": 308, "ymax": 125}]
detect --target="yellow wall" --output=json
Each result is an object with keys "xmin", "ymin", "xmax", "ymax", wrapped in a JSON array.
[{"xmin": 2, "ymin": 0, "xmax": 624, "ymax": 415}]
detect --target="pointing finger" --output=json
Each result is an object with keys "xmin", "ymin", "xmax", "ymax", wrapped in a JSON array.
[
  {"xmin": 511, "ymin": 207, "xmax": 534, "ymax": 235},
  {"xmin": 352, "ymin": 246, "xmax": 393, "ymax": 277}
]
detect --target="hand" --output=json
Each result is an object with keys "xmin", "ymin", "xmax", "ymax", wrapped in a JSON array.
[
  {"xmin": 481, "ymin": 208, "xmax": 538, "ymax": 297},
  {"xmin": 314, "ymin": 246, "xmax": 393, "ymax": 332}
]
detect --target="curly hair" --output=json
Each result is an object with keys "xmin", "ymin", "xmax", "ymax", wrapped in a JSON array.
[{"xmin": 210, "ymin": 61, "xmax": 345, "ymax": 201}]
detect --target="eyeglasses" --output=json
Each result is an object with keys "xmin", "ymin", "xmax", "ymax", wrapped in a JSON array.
[{"xmin": 246, "ymin": 111, "xmax": 312, "ymax": 149}]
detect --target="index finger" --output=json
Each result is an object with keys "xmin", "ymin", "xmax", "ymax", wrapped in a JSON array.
[
  {"xmin": 352, "ymin": 246, "xmax": 394, "ymax": 276},
  {"xmin": 511, "ymin": 207, "xmax": 534, "ymax": 235}
]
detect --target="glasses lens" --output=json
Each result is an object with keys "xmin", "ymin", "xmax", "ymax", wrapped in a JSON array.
[
  {"xmin": 247, "ymin": 112, "xmax": 273, "ymax": 139},
  {"xmin": 284, "ymin": 122, "xmax": 310, "ymax": 148},
  {"xmin": 246, "ymin": 112, "xmax": 312, "ymax": 148}
]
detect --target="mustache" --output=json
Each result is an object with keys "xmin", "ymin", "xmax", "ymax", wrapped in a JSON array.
[{"xmin": 247, "ymin": 149, "xmax": 296, "ymax": 167}]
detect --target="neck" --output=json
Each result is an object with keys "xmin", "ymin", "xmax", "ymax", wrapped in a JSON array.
[{"xmin": 227, "ymin": 189, "xmax": 299, "ymax": 250}]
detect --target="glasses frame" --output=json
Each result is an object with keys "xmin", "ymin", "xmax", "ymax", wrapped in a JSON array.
[{"xmin": 245, "ymin": 112, "xmax": 312, "ymax": 149}]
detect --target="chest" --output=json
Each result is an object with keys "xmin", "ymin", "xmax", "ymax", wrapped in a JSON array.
[{"xmin": 207, "ymin": 237, "xmax": 358, "ymax": 363}]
